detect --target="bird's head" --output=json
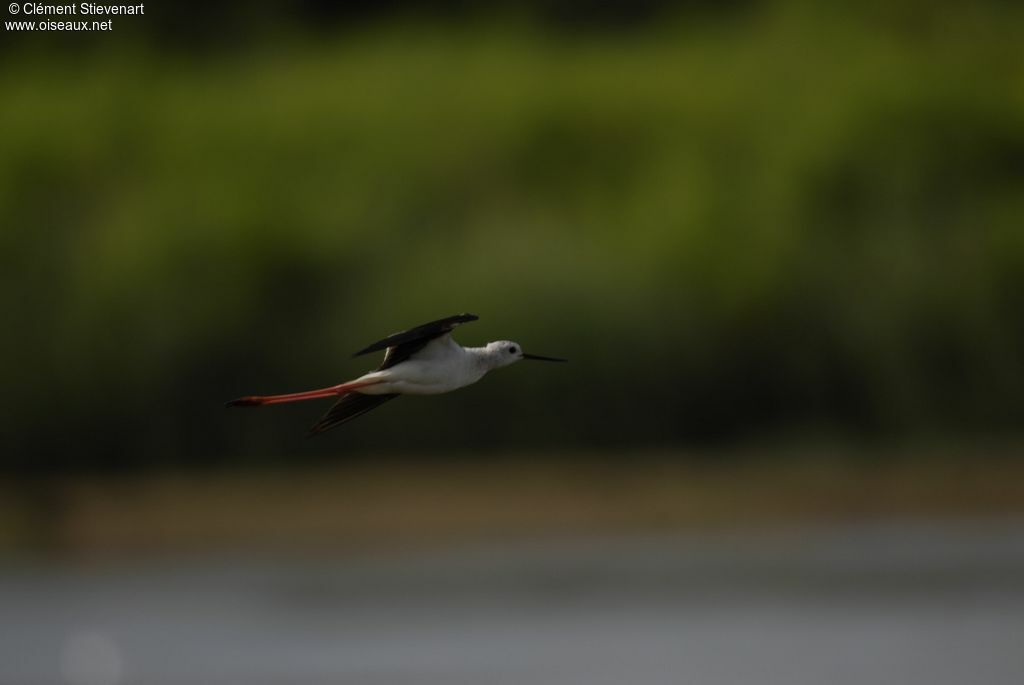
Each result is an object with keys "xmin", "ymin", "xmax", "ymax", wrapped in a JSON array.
[{"xmin": 483, "ymin": 340, "xmax": 567, "ymax": 369}]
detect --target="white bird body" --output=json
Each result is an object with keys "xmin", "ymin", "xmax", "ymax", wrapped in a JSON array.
[
  {"xmin": 228, "ymin": 314, "xmax": 565, "ymax": 435},
  {"xmin": 354, "ymin": 336, "xmax": 506, "ymax": 395}
]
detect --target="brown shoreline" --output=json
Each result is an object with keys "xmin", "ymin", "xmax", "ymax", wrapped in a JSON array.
[{"xmin": 2, "ymin": 449, "xmax": 1022, "ymax": 558}]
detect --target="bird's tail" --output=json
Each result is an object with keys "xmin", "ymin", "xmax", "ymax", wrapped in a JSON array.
[{"xmin": 226, "ymin": 380, "xmax": 378, "ymax": 407}]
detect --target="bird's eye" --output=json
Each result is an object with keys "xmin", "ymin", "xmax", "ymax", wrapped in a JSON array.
[{"xmin": 509, "ymin": 346, "xmax": 518, "ymax": 354}]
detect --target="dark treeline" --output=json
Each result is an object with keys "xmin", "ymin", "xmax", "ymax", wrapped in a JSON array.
[{"xmin": 2, "ymin": 1, "xmax": 1023, "ymax": 472}]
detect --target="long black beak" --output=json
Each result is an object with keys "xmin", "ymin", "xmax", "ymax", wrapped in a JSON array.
[{"xmin": 522, "ymin": 353, "xmax": 568, "ymax": 362}]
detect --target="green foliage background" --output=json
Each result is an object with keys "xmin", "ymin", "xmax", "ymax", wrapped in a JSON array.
[{"xmin": 2, "ymin": 2, "xmax": 1023, "ymax": 469}]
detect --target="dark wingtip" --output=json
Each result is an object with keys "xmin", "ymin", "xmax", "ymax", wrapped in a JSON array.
[
  {"xmin": 353, "ymin": 313, "xmax": 480, "ymax": 357},
  {"xmin": 226, "ymin": 396, "xmax": 263, "ymax": 408}
]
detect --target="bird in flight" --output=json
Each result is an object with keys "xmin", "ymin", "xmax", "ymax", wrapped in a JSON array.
[{"xmin": 227, "ymin": 313, "xmax": 566, "ymax": 435}]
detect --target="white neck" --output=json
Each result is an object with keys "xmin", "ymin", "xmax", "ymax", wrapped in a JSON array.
[
  {"xmin": 464, "ymin": 339, "xmax": 512, "ymax": 368},
  {"xmin": 465, "ymin": 345, "xmax": 503, "ymax": 370}
]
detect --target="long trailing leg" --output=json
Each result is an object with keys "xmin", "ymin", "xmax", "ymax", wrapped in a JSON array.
[{"xmin": 226, "ymin": 379, "xmax": 379, "ymax": 407}]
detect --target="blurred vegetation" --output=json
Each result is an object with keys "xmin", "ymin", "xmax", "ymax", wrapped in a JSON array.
[{"xmin": 2, "ymin": 1, "xmax": 1023, "ymax": 470}]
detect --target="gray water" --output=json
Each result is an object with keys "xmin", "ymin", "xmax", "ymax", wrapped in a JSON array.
[{"xmin": 2, "ymin": 520, "xmax": 1023, "ymax": 685}]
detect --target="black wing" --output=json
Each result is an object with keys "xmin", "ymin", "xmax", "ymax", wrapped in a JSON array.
[
  {"xmin": 354, "ymin": 313, "xmax": 478, "ymax": 370},
  {"xmin": 308, "ymin": 393, "xmax": 399, "ymax": 436}
]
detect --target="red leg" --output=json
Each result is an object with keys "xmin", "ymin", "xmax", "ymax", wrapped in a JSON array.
[{"xmin": 226, "ymin": 379, "xmax": 378, "ymax": 407}]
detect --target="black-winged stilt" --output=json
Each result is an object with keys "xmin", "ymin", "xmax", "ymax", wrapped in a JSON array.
[{"xmin": 227, "ymin": 313, "xmax": 566, "ymax": 435}]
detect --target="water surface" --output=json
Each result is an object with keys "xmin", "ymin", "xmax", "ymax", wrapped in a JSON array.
[{"xmin": 3, "ymin": 520, "xmax": 1023, "ymax": 684}]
